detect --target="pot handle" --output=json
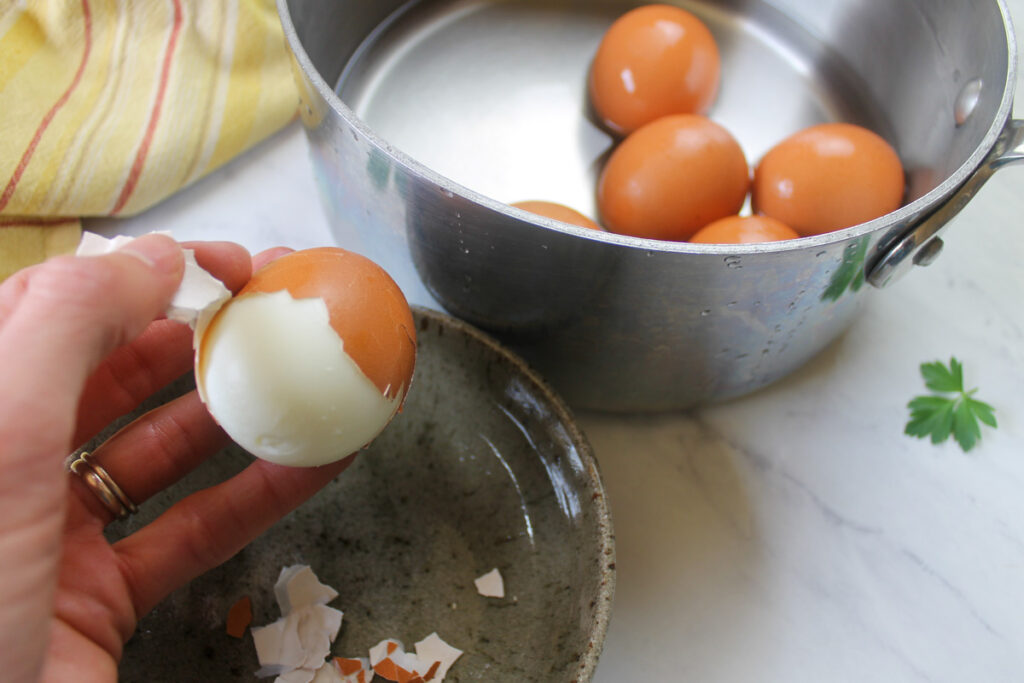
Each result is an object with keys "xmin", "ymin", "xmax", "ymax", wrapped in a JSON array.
[{"xmin": 867, "ymin": 117, "xmax": 1024, "ymax": 288}]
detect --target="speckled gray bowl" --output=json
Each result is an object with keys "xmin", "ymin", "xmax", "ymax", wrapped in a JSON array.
[{"xmin": 105, "ymin": 307, "xmax": 614, "ymax": 682}]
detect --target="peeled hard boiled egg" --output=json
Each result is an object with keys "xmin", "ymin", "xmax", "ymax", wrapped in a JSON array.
[{"xmin": 195, "ymin": 247, "xmax": 416, "ymax": 468}]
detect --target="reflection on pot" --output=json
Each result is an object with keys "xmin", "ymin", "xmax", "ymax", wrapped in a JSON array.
[
  {"xmin": 407, "ymin": 189, "xmax": 617, "ymax": 342},
  {"xmin": 822, "ymin": 236, "xmax": 869, "ymax": 302}
]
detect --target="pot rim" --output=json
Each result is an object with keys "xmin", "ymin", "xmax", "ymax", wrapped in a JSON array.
[{"xmin": 278, "ymin": 0, "xmax": 1018, "ymax": 256}]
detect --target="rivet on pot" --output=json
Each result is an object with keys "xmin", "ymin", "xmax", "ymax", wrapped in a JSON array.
[
  {"xmin": 955, "ymin": 78, "xmax": 983, "ymax": 126},
  {"xmin": 913, "ymin": 237, "xmax": 945, "ymax": 267}
]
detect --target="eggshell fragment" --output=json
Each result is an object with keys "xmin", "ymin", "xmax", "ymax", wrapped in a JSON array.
[
  {"xmin": 75, "ymin": 231, "xmax": 232, "ymax": 334},
  {"xmin": 252, "ymin": 604, "xmax": 343, "ymax": 677},
  {"xmin": 276, "ymin": 668, "xmax": 318, "ymax": 683},
  {"xmin": 328, "ymin": 657, "xmax": 374, "ymax": 683},
  {"xmin": 414, "ymin": 633, "xmax": 464, "ymax": 681},
  {"xmin": 369, "ymin": 639, "xmax": 427, "ymax": 682},
  {"xmin": 367, "ymin": 634, "xmax": 463, "ymax": 683},
  {"xmin": 248, "ymin": 565, "xmax": 464, "ymax": 682},
  {"xmin": 473, "ymin": 568, "xmax": 505, "ymax": 598},
  {"xmin": 275, "ymin": 565, "xmax": 339, "ymax": 615},
  {"xmin": 226, "ymin": 595, "xmax": 253, "ymax": 638},
  {"xmin": 252, "ymin": 565, "xmax": 344, "ymax": 680}
]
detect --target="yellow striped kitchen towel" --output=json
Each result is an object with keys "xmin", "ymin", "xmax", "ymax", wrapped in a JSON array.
[{"xmin": 0, "ymin": 0, "xmax": 299, "ymax": 280}]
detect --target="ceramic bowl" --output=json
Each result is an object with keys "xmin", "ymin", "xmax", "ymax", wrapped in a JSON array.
[{"xmin": 104, "ymin": 307, "xmax": 615, "ymax": 682}]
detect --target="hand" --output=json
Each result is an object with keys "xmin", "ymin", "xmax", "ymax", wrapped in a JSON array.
[{"xmin": 0, "ymin": 235, "xmax": 353, "ymax": 683}]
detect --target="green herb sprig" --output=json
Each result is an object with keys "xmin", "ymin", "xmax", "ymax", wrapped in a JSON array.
[{"xmin": 905, "ymin": 358, "xmax": 997, "ymax": 452}]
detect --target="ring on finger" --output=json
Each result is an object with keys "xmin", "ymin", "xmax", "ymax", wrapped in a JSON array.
[{"xmin": 66, "ymin": 451, "xmax": 139, "ymax": 519}]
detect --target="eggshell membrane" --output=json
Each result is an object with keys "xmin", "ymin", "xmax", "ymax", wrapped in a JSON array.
[
  {"xmin": 232, "ymin": 247, "xmax": 415, "ymax": 401},
  {"xmin": 589, "ymin": 4, "xmax": 720, "ymax": 135},
  {"xmin": 598, "ymin": 114, "xmax": 750, "ymax": 241},
  {"xmin": 752, "ymin": 122, "xmax": 905, "ymax": 236},
  {"xmin": 690, "ymin": 215, "xmax": 799, "ymax": 244},
  {"xmin": 511, "ymin": 200, "xmax": 602, "ymax": 230}
]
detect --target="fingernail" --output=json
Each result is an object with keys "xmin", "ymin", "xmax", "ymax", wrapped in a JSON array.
[{"xmin": 119, "ymin": 234, "xmax": 183, "ymax": 277}]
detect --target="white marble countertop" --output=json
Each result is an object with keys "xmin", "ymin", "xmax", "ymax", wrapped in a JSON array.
[{"xmin": 88, "ymin": 5, "xmax": 1024, "ymax": 680}]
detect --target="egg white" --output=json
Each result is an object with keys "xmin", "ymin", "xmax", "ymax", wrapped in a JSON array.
[{"xmin": 196, "ymin": 290, "xmax": 402, "ymax": 467}]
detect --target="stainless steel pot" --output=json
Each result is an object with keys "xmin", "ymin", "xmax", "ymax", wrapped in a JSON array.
[{"xmin": 279, "ymin": 0, "xmax": 1022, "ymax": 411}]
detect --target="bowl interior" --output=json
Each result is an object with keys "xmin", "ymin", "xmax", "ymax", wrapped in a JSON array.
[
  {"xmin": 106, "ymin": 308, "xmax": 614, "ymax": 682},
  {"xmin": 287, "ymin": 0, "xmax": 1013, "ymax": 222}
]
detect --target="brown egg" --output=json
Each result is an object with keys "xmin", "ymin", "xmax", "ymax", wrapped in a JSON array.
[
  {"xmin": 690, "ymin": 215, "xmax": 800, "ymax": 244},
  {"xmin": 597, "ymin": 114, "xmax": 750, "ymax": 242},
  {"xmin": 230, "ymin": 247, "xmax": 416, "ymax": 400},
  {"xmin": 195, "ymin": 247, "xmax": 416, "ymax": 467},
  {"xmin": 589, "ymin": 4, "xmax": 721, "ymax": 135},
  {"xmin": 752, "ymin": 122, "xmax": 905, "ymax": 236},
  {"xmin": 511, "ymin": 200, "xmax": 602, "ymax": 230}
]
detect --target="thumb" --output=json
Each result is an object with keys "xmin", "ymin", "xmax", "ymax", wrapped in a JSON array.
[{"xmin": 0, "ymin": 233, "xmax": 185, "ymax": 462}]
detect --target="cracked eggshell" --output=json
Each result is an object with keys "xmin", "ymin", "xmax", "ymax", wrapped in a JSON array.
[
  {"xmin": 195, "ymin": 248, "xmax": 416, "ymax": 467},
  {"xmin": 275, "ymin": 565, "xmax": 339, "ymax": 614},
  {"xmin": 327, "ymin": 657, "xmax": 373, "ymax": 683},
  {"xmin": 473, "ymin": 568, "xmax": 505, "ymax": 598},
  {"xmin": 414, "ymin": 633, "xmax": 463, "ymax": 681}
]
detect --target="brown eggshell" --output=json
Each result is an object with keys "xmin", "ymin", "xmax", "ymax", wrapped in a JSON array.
[
  {"xmin": 690, "ymin": 215, "xmax": 799, "ymax": 244},
  {"xmin": 511, "ymin": 200, "xmax": 603, "ymax": 230},
  {"xmin": 598, "ymin": 114, "xmax": 750, "ymax": 241},
  {"xmin": 589, "ymin": 4, "xmax": 721, "ymax": 135},
  {"xmin": 226, "ymin": 247, "xmax": 415, "ymax": 401},
  {"xmin": 752, "ymin": 122, "xmax": 905, "ymax": 236}
]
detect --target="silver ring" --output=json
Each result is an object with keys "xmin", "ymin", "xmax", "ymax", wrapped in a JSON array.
[{"xmin": 67, "ymin": 451, "xmax": 138, "ymax": 519}]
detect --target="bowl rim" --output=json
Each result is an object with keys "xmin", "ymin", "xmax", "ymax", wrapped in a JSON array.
[{"xmin": 277, "ymin": 0, "xmax": 1018, "ymax": 257}]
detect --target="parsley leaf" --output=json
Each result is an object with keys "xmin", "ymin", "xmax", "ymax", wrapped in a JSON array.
[{"xmin": 905, "ymin": 358, "xmax": 997, "ymax": 452}]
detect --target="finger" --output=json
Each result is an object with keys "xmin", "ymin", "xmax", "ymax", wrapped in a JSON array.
[
  {"xmin": 66, "ymin": 389, "xmax": 232, "ymax": 528},
  {"xmin": 66, "ymin": 246, "xmax": 299, "ymax": 523},
  {"xmin": 253, "ymin": 246, "xmax": 293, "ymax": 271},
  {"xmin": 72, "ymin": 320, "xmax": 193, "ymax": 448},
  {"xmin": 0, "ymin": 264, "xmax": 32, "ymax": 327},
  {"xmin": 0, "ymin": 234, "xmax": 183, "ymax": 495},
  {"xmin": 72, "ymin": 241, "xmax": 252, "ymax": 446},
  {"xmin": 180, "ymin": 240, "xmax": 254, "ymax": 291},
  {"xmin": 113, "ymin": 455, "xmax": 353, "ymax": 615}
]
